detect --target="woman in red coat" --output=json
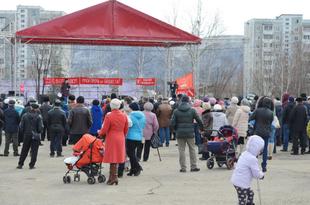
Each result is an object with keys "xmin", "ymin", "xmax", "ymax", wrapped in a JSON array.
[{"xmin": 98, "ymin": 98, "xmax": 128, "ymax": 185}]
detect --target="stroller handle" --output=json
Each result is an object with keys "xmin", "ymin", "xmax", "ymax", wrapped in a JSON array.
[{"xmin": 203, "ymin": 129, "xmax": 224, "ymax": 137}]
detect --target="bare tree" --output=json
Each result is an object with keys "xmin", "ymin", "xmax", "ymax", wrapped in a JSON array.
[{"xmin": 185, "ymin": 0, "xmax": 225, "ymax": 97}]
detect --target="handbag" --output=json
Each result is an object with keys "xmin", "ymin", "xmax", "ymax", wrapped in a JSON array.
[{"xmin": 150, "ymin": 132, "xmax": 161, "ymax": 149}]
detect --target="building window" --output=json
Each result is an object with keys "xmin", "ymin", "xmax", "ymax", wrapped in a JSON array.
[
  {"xmin": 286, "ymin": 22, "xmax": 289, "ymax": 25},
  {"xmin": 263, "ymin": 43, "xmax": 268, "ymax": 47},
  {"xmin": 297, "ymin": 19, "xmax": 299, "ymax": 23},
  {"xmin": 263, "ymin": 25, "xmax": 273, "ymax": 30},
  {"xmin": 276, "ymin": 36, "xmax": 280, "ymax": 40},
  {"xmin": 0, "ymin": 58, "xmax": 4, "ymax": 64},
  {"xmin": 270, "ymin": 43, "xmax": 273, "ymax": 47},
  {"xmin": 285, "ymin": 44, "xmax": 289, "ymax": 47},
  {"xmin": 21, "ymin": 20, "xmax": 25, "ymax": 23},
  {"xmin": 21, "ymin": 14, "xmax": 25, "ymax": 18},
  {"xmin": 264, "ymin": 52, "xmax": 272, "ymax": 56},
  {"xmin": 285, "ymin": 31, "xmax": 289, "ymax": 34},
  {"xmin": 20, "ymin": 9, "xmax": 25, "ymax": 13},
  {"xmin": 294, "ymin": 36, "xmax": 299, "ymax": 41},
  {"xmin": 264, "ymin": 34, "xmax": 273, "ymax": 39},
  {"xmin": 304, "ymin": 35, "xmax": 310, "ymax": 40},
  {"xmin": 264, "ymin": 60, "xmax": 272, "ymax": 66}
]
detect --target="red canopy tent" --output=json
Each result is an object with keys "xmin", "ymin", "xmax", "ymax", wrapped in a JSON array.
[{"xmin": 15, "ymin": 0, "xmax": 201, "ymax": 47}]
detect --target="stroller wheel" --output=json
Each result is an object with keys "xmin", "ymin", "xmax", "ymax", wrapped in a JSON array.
[
  {"xmin": 87, "ymin": 177, "xmax": 96, "ymax": 185},
  {"xmin": 217, "ymin": 162, "xmax": 223, "ymax": 167},
  {"xmin": 207, "ymin": 158, "xmax": 214, "ymax": 169},
  {"xmin": 226, "ymin": 158, "xmax": 234, "ymax": 170},
  {"xmin": 98, "ymin": 175, "xmax": 106, "ymax": 183},
  {"xmin": 63, "ymin": 176, "xmax": 67, "ymax": 184},
  {"xmin": 74, "ymin": 174, "xmax": 80, "ymax": 182},
  {"xmin": 66, "ymin": 176, "xmax": 71, "ymax": 183}
]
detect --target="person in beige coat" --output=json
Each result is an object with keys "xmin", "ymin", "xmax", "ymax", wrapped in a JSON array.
[
  {"xmin": 226, "ymin": 96, "xmax": 239, "ymax": 125},
  {"xmin": 156, "ymin": 99, "xmax": 172, "ymax": 147},
  {"xmin": 232, "ymin": 98, "xmax": 251, "ymax": 155}
]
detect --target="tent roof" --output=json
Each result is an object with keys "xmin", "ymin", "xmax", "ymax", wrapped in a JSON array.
[{"xmin": 15, "ymin": 0, "xmax": 201, "ymax": 47}]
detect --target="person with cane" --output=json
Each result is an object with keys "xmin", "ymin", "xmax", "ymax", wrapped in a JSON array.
[{"xmin": 231, "ymin": 135, "xmax": 265, "ymax": 205}]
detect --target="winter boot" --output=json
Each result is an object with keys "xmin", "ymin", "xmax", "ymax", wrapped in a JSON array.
[{"xmin": 107, "ymin": 163, "xmax": 118, "ymax": 185}]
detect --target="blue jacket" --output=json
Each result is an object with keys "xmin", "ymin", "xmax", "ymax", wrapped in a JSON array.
[
  {"xmin": 127, "ymin": 111, "xmax": 146, "ymax": 141},
  {"xmin": 89, "ymin": 105, "xmax": 103, "ymax": 134}
]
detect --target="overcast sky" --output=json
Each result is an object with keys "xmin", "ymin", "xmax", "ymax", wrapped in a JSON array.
[{"xmin": 2, "ymin": 0, "xmax": 310, "ymax": 35}]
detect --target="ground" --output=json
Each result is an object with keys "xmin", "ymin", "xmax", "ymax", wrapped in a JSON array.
[{"xmin": 0, "ymin": 141, "xmax": 310, "ymax": 205}]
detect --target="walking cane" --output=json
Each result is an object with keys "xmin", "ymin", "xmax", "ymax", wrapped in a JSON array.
[
  {"xmin": 256, "ymin": 179, "xmax": 262, "ymax": 205},
  {"xmin": 156, "ymin": 147, "xmax": 162, "ymax": 161}
]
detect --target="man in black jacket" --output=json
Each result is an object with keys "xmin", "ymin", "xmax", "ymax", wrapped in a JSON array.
[
  {"xmin": 47, "ymin": 100, "xmax": 67, "ymax": 157},
  {"xmin": 39, "ymin": 96, "xmax": 52, "ymax": 142},
  {"xmin": 3, "ymin": 100, "xmax": 20, "ymax": 156},
  {"xmin": 0, "ymin": 105, "xmax": 4, "ymax": 149},
  {"xmin": 171, "ymin": 95, "xmax": 203, "ymax": 172},
  {"xmin": 281, "ymin": 96, "xmax": 295, "ymax": 151},
  {"xmin": 17, "ymin": 103, "xmax": 43, "ymax": 169},
  {"xmin": 289, "ymin": 97, "xmax": 308, "ymax": 155},
  {"xmin": 67, "ymin": 96, "xmax": 92, "ymax": 145}
]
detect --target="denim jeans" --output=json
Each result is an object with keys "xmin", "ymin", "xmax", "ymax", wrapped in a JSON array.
[
  {"xmin": 282, "ymin": 124, "xmax": 290, "ymax": 151},
  {"xmin": 194, "ymin": 123, "xmax": 201, "ymax": 145},
  {"xmin": 269, "ymin": 127, "xmax": 276, "ymax": 143},
  {"xmin": 262, "ymin": 137, "xmax": 269, "ymax": 171},
  {"xmin": 159, "ymin": 127, "xmax": 170, "ymax": 145}
]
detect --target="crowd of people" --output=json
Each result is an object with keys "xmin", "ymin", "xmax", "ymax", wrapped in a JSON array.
[{"xmin": 0, "ymin": 91, "xmax": 310, "ymax": 189}]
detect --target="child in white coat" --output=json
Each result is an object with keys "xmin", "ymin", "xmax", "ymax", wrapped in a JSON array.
[{"xmin": 231, "ymin": 135, "xmax": 265, "ymax": 205}]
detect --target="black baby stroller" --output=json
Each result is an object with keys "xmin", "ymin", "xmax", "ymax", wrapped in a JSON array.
[
  {"xmin": 205, "ymin": 125, "xmax": 238, "ymax": 170},
  {"xmin": 63, "ymin": 134, "xmax": 106, "ymax": 185}
]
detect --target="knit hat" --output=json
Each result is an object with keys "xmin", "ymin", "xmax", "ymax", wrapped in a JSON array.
[
  {"xmin": 129, "ymin": 102, "xmax": 140, "ymax": 111},
  {"xmin": 241, "ymin": 98, "xmax": 250, "ymax": 106},
  {"xmin": 209, "ymin": 97, "xmax": 217, "ymax": 105},
  {"xmin": 143, "ymin": 102, "xmax": 154, "ymax": 111},
  {"xmin": 28, "ymin": 97, "xmax": 36, "ymax": 103},
  {"xmin": 203, "ymin": 96, "xmax": 209, "ymax": 102},
  {"xmin": 193, "ymin": 99, "xmax": 202, "ymax": 107},
  {"xmin": 202, "ymin": 102, "xmax": 211, "ymax": 111},
  {"xmin": 231, "ymin": 96, "xmax": 239, "ymax": 104},
  {"xmin": 213, "ymin": 104, "xmax": 222, "ymax": 111},
  {"xmin": 110, "ymin": 99, "xmax": 122, "ymax": 110},
  {"xmin": 296, "ymin": 97, "xmax": 303, "ymax": 102},
  {"xmin": 288, "ymin": 96, "xmax": 295, "ymax": 102}
]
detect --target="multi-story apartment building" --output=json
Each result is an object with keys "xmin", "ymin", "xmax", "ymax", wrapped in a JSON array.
[
  {"xmin": 0, "ymin": 5, "xmax": 70, "ymax": 93},
  {"xmin": 244, "ymin": 14, "xmax": 310, "ymax": 97}
]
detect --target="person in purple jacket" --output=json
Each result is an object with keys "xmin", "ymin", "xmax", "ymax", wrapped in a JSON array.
[{"xmin": 137, "ymin": 102, "xmax": 159, "ymax": 162}]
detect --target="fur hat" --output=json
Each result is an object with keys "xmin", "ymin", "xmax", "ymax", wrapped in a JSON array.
[
  {"xmin": 143, "ymin": 102, "xmax": 154, "ymax": 111},
  {"xmin": 213, "ymin": 104, "xmax": 222, "ymax": 111},
  {"xmin": 110, "ymin": 99, "xmax": 122, "ymax": 110},
  {"xmin": 231, "ymin": 96, "xmax": 239, "ymax": 104}
]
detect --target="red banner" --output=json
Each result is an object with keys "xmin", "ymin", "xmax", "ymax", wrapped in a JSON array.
[
  {"xmin": 43, "ymin": 77, "xmax": 79, "ymax": 85},
  {"xmin": 43, "ymin": 77, "xmax": 123, "ymax": 85},
  {"xmin": 176, "ymin": 73, "xmax": 195, "ymax": 97},
  {"xmin": 136, "ymin": 78, "xmax": 156, "ymax": 86}
]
